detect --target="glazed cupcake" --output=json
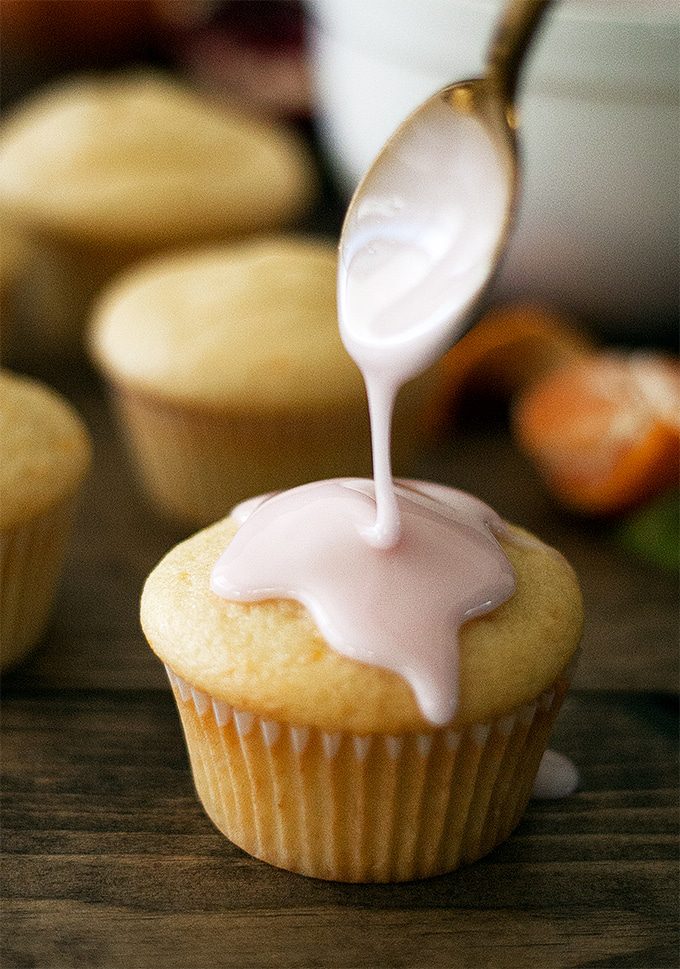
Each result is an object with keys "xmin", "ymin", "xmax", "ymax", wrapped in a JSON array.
[
  {"xmin": 141, "ymin": 482, "xmax": 582, "ymax": 882},
  {"xmin": 0, "ymin": 370, "xmax": 92, "ymax": 670},
  {"xmin": 0, "ymin": 72, "xmax": 316, "ymax": 354},
  {"xmin": 90, "ymin": 237, "xmax": 433, "ymax": 527}
]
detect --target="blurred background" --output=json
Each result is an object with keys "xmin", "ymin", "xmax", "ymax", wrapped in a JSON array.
[
  {"xmin": 1, "ymin": 0, "xmax": 678, "ymax": 342},
  {"xmin": 0, "ymin": 0, "xmax": 678, "ymax": 550},
  {"xmin": 1, "ymin": 1, "xmax": 311, "ymax": 116},
  {"xmin": 1, "ymin": 7, "xmax": 678, "ymax": 956}
]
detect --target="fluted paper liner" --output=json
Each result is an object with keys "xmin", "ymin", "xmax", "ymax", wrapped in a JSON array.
[
  {"xmin": 166, "ymin": 662, "xmax": 574, "ymax": 882},
  {"xmin": 110, "ymin": 384, "xmax": 428, "ymax": 527},
  {"xmin": 111, "ymin": 387, "xmax": 375, "ymax": 527},
  {"xmin": 0, "ymin": 498, "xmax": 76, "ymax": 671}
]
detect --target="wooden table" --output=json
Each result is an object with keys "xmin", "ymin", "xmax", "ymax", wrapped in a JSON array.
[{"xmin": 2, "ymin": 367, "xmax": 678, "ymax": 969}]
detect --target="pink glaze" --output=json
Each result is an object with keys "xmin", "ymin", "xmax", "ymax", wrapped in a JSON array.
[
  {"xmin": 532, "ymin": 750, "xmax": 579, "ymax": 800},
  {"xmin": 338, "ymin": 100, "xmax": 511, "ymax": 545},
  {"xmin": 211, "ymin": 478, "xmax": 515, "ymax": 726},
  {"xmin": 338, "ymin": 99, "xmax": 510, "ymax": 386}
]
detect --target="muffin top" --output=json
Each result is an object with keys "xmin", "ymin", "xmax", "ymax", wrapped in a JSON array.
[
  {"xmin": 141, "ymin": 511, "xmax": 583, "ymax": 734},
  {"xmin": 0, "ymin": 73, "xmax": 315, "ymax": 247},
  {"xmin": 90, "ymin": 237, "xmax": 367, "ymax": 411},
  {"xmin": 0, "ymin": 370, "xmax": 92, "ymax": 529}
]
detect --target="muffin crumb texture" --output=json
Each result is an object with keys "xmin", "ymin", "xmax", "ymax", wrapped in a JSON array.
[{"xmin": 142, "ymin": 514, "xmax": 583, "ymax": 735}]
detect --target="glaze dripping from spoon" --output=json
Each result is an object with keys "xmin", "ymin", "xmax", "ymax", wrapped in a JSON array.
[{"xmin": 338, "ymin": 0, "xmax": 552, "ymax": 547}]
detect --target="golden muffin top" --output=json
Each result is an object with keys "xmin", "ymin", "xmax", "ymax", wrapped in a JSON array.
[
  {"xmin": 90, "ymin": 236, "xmax": 368, "ymax": 410},
  {"xmin": 0, "ymin": 370, "xmax": 92, "ymax": 529},
  {"xmin": 141, "ymin": 513, "xmax": 583, "ymax": 734},
  {"xmin": 0, "ymin": 73, "xmax": 315, "ymax": 246}
]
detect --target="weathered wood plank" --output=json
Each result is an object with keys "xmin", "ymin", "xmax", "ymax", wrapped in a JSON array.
[
  {"xmin": 1, "ymin": 900, "xmax": 677, "ymax": 969},
  {"xmin": 1, "ymin": 691, "xmax": 677, "ymax": 968}
]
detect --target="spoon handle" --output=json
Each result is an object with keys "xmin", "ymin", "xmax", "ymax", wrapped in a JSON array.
[{"xmin": 486, "ymin": 0, "xmax": 553, "ymax": 105}]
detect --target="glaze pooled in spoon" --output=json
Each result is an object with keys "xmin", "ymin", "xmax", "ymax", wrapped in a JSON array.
[{"xmin": 339, "ymin": 98, "xmax": 512, "ymax": 547}]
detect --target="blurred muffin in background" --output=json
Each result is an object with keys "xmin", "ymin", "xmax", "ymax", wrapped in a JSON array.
[
  {"xmin": 0, "ymin": 225, "xmax": 31, "ymax": 362},
  {"xmin": 89, "ymin": 236, "xmax": 434, "ymax": 528},
  {"xmin": 0, "ymin": 369, "xmax": 92, "ymax": 671},
  {"xmin": 0, "ymin": 71, "xmax": 317, "ymax": 356}
]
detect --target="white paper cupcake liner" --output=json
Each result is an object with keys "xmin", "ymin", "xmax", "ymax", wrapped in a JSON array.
[{"xmin": 165, "ymin": 662, "xmax": 573, "ymax": 882}]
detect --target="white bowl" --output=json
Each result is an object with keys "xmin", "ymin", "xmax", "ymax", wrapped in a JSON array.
[{"xmin": 307, "ymin": 0, "xmax": 679, "ymax": 335}]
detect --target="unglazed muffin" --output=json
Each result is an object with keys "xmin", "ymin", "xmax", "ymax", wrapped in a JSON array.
[
  {"xmin": 141, "ymin": 501, "xmax": 583, "ymax": 882},
  {"xmin": 0, "ymin": 72, "xmax": 316, "ymax": 354},
  {"xmin": 0, "ymin": 370, "xmax": 92, "ymax": 670},
  {"xmin": 90, "ymin": 237, "xmax": 433, "ymax": 527}
]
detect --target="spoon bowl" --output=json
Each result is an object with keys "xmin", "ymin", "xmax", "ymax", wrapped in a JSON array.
[{"xmin": 338, "ymin": 0, "xmax": 552, "ymax": 384}]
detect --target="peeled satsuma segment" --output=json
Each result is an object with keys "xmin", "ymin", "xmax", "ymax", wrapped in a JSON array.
[{"xmin": 512, "ymin": 351, "xmax": 680, "ymax": 516}]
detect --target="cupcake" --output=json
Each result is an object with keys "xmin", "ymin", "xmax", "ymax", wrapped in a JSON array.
[
  {"xmin": 0, "ymin": 72, "xmax": 316, "ymax": 354},
  {"xmin": 0, "ymin": 370, "xmax": 92, "ymax": 670},
  {"xmin": 90, "ymin": 237, "xmax": 433, "ymax": 527},
  {"xmin": 141, "ymin": 481, "xmax": 582, "ymax": 882}
]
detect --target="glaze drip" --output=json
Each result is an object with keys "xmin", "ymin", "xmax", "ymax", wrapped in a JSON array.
[{"xmin": 211, "ymin": 478, "xmax": 515, "ymax": 726}]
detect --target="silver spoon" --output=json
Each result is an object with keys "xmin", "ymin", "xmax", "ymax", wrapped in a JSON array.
[
  {"xmin": 338, "ymin": 0, "xmax": 553, "ymax": 384},
  {"xmin": 337, "ymin": 0, "xmax": 553, "ymax": 548}
]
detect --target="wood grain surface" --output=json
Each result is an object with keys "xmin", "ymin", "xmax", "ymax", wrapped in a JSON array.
[{"xmin": 2, "ymin": 369, "xmax": 678, "ymax": 969}]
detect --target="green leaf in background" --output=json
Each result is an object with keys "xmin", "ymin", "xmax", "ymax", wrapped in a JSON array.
[{"xmin": 616, "ymin": 491, "xmax": 680, "ymax": 572}]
